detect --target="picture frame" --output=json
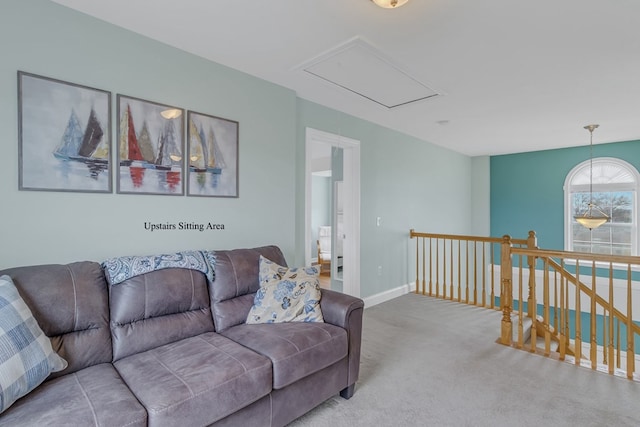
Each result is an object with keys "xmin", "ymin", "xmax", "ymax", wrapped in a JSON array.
[
  {"xmin": 18, "ymin": 71, "xmax": 112, "ymax": 193},
  {"xmin": 116, "ymin": 95, "xmax": 185, "ymax": 195},
  {"xmin": 186, "ymin": 110, "xmax": 239, "ymax": 198}
]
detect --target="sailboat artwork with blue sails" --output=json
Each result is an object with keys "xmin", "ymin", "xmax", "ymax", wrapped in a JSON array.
[
  {"xmin": 186, "ymin": 110, "xmax": 238, "ymax": 197},
  {"xmin": 53, "ymin": 107, "xmax": 109, "ymax": 179},
  {"xmin": 188, "ymin": 117, "xmax": 226, "ymax": 191},
  {"xmin": 18, "ymin": 71, "xmax": 112, "ymax": 193}
]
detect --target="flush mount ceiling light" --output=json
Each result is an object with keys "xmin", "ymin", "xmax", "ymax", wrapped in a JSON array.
[
  {"xmin": 160, "ymin": 109, "xmax": 182, "ymax": 119},
  {"xmin": 574, "ymin": 124, "xmax": 610, "ymax": 230},
  {"xmin": 370, "ymin": 0, "xmax": 409, "ymax": 8}
]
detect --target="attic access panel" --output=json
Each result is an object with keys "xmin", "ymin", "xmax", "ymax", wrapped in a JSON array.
[{"xmin": 303, "ymin": 38, "xmax": 439, "ymax": 109}]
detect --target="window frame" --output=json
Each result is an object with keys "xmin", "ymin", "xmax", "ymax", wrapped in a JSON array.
[{"xmin": 564, "ymin": 157, "xmax": 640, "ymax": 256}]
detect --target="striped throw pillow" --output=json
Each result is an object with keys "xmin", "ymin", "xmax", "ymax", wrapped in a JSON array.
[{"xmin": 0, "ymin": 275, "xmax": 67, "ymax": 413}]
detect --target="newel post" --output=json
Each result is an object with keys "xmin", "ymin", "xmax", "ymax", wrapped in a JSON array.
[
  {"xmin": 526, "ymin": 230, "xmax": 537, "ymax": 318},
  {"xmin": 500, "ymin": 235, "xmax": 513, "ymax": 345}
]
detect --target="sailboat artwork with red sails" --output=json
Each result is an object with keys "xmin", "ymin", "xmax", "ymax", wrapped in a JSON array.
[
  {"xmin": 117, "ymin": 97, "xmax": 184, "ymax": 194},
  {"xmin": 119, "ymin": 104, "xmax": 146, "ymax": 187}
]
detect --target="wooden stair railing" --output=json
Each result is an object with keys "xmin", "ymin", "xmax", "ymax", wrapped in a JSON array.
[
  {"xmin": 505, "ymin": 245, "xmax": 640, "ymax": 380},
  {"xmin": 410, "ymin": 229, "xmax": 640, "ymax": 380},
  {"xmin": 408, "ymin": 230, "xmax": 533, "ymax": 311}
]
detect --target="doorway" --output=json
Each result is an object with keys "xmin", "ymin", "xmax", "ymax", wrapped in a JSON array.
[{"xmin": 305, "ymin": 128, "xmax": 360, "ymax": 298}]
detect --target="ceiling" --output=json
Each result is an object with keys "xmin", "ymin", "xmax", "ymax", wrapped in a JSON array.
[{"xmin": 51, "ymin": 0, "xmax": 640, "ymax": 156}]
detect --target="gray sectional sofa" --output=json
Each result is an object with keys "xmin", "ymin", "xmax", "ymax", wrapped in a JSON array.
[{"xmin": 0, "ymin": 245, "xmax": 364, "ymax": 426}]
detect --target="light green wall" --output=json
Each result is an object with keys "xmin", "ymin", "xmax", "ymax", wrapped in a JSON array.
[
  {"xmin": 311, "ymin": 175, "xmax": 331, "ymax": 256},
  {"xmin": 471, "ymin": 156, "xmax": 490, "ymax": 236},
  {"xmin": 0, "ymin": 0, "xmax": 297, "ymax": 268},
  {"xmin": 295, "ymin": 100, "xmax": 474, "ymax": 298},
  {"xmin": 2, "ymin": 0, "xmax": 483, "ymax": 301}
]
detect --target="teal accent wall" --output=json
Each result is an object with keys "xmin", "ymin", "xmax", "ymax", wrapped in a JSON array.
[
  {"xmin": 0, "ymin": 0, "xmax": 297, "ymax": 268},
  {"xmin": 491, "ymin": 140, "xmax": 640, "ymax": 249},
  {"xmin": 296, "ymin": 100, "xmax": 474, "ymax": 298}
]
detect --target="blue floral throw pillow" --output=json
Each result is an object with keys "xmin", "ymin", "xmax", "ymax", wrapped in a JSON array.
[{"xmin": 246, "ymin": 256, "xmax": 324, "ymax": 324}]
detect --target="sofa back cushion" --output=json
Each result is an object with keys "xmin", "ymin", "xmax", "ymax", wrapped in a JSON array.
[
  {"xmin": 209, "ymin": 246, "xmax": 287, "ymax": 331},
  {"xmin": 0, "ymin": 262, "xmax": 112, "ymax": 379},
  {"xmin": 109, "ymin": 268, "xmax": 214, "ymax": 361}
]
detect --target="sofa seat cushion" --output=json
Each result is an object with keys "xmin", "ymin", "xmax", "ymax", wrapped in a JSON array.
[
  {"xmin": 114, "ymin": 332, "xmax": 272, "ymax": 427},
  {"xmin": 0, "ymin": 363, "xmax": 146, "ymax": 427},
  {"xmin": 221, "ymin": 322, "xmax": 347, "ymax": 389}
]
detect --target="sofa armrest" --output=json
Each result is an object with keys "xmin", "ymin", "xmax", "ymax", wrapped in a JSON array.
[
  {"xmin": 320, "ymin": 289, "xmax": 363, "ymax": 328},
  {"xmin": 320, "ymin": 289, "xmax": 364, "ymax": 398}
]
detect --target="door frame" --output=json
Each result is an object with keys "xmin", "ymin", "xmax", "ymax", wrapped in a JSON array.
[{"xmin": 305, "ymin": 127, "xmax": 361, "ymax": 298}]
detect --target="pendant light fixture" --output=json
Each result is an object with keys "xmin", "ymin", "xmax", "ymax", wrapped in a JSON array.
[
  {"xmin": 574, "ymin": 124, "xmax": 609, "ymax": 230},
  {"xmin": 370, "ymin": 0, "xmax": 409, "ymax": 8}
]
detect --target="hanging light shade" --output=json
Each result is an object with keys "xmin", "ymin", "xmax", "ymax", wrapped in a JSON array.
[
  {"xmin": 574, "ymin": 124, "xmax": 609, "ymax": 230},
  {"xmin": 370, "ymin": 0, "xmax": 409, "ymax": 8}
]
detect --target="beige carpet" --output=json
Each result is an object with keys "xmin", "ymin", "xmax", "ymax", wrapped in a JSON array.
[{"xmin": 288, "ymin": 293, "xmax": 640, "ymax": 426}]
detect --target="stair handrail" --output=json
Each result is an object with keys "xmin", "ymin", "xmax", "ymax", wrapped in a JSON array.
[{"xmin": 506, "ymin": 245, "xmax": 640, "ymax": 378}]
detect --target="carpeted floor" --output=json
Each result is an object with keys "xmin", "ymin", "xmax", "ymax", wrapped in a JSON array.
[{"xmin": 288, "ymin": 293, "xmax": 640, "ymax": 427}]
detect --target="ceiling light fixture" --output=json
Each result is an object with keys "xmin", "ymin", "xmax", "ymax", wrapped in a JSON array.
[
  {"xmin": 370, "ymin": 0, "xmax": 409, "ymax": 9},
  {"xmin": 574, "ymin": 124, "xmax": 609, "ymax": 230},
  {"xmin": 160, "ymin": 109, "xmax": 182, "ymax": 119}
]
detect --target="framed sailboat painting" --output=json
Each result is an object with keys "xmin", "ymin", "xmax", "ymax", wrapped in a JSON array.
[
  {"xmin": 116, "ymin": 95, "xmax": 185, "ymax": 195},
  {"xmin": 18, "ymin": 71, "xmax": 112, "ymax": 193},
  {"xmin": 186, "ymin": 110, "xmax": 239, "ymax": 198}
]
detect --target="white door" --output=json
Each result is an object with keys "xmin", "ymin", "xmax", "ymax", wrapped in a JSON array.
[{"xmin": 305, "ymin": 128, "xmax": 361, "ymax": 297}]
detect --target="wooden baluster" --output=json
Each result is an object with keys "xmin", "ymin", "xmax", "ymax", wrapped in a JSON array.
[
  {"xmin": 411, "ymin": 229, "xmax": 420, "ymax": 293},
  {"xmin": 616, "ymin": 317, "xmax": 621, "ymax": 369},
  {"xmin": 428, "ymin": 238, "xmax": 433, "ymax": 296},
  {"xmin": 473, "ymin": 242, "xmax": 478, "ymax": 305},
  {"xmin": 449, "ymin": 238, "xmax": 454, "ymax": 301},
  {"xmin": 440, "ymin": 239, "xmax": 446, "ymax": 299},
  {"xmin": 465, "ymin": 241, "xmax": 470, "ymax": 304},
  {"xmin": 590, "ymin": 261, "xmax": 597, "ymax": 370},
  {"xmin": 500, "ymin": 235, "xmax": 513, "ymax": 346},
  {"xmin": 458, "ymin": 240, "xmax": 462, "ymax": 303},
  {"xmin": 517, "ymin": 255, "xmax": 524, "ymax": 348},
  {"xmin": 575, "ymin": 260, "xmax": 582, "ymax": 364},
  {"xmin": 482, "ymin": 242, "xmax": 487, "ymax": 307},
  {"xmin": 559, "ymin": 264, "xmax": 566, "ymax": 361},
  {"xmin": 553, "ymin": 269, "xmax": 558, "ymax": 336},
  {"xmin": 529, "ymin": 257, "xmax": 538, "ymax": 354},
  {"xmin": 608, "ymin": 262, "xmax": 614, "ymax": 374},
  {"xmin": 627, "ymin": 264, "xmax": 634, "ymax": 379},
  {"xmin": 527, "ymin": 231, "xmax": 537, "ymax": 318},
  {"xmin": 543, "ymin": 258, "xmax": 551, "ymax": 356},
  {"xmin": 603, "ymin": 308, "xmax": 608, "ymax": 369},
  {"xmin": 421, "ymin": 238, "xmax": 426, "ymax": 295},
  {"xmin": 490, "ymin": 243, "xmax": 495, "ymax": 309},
  {"xmin": 435, "ymin": 238, "xmax": 439, "ymax": 298},
  {"xmin": 415, "ymin": 234, "xmax": 420, "ymax": 295}
]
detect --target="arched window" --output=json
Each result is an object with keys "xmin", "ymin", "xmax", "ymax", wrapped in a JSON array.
[{"xmin": 564, "ymin": 157, "xmax": 640, "ymax": 255}]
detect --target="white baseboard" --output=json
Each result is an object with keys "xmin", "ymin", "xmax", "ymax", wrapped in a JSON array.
[{"xmin": 363, "ymin": 282, "xmax": 416, "ymax": 309}]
